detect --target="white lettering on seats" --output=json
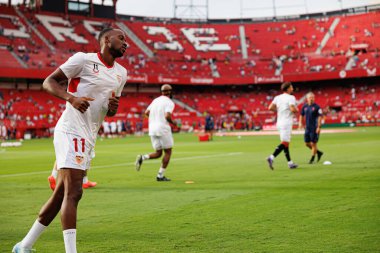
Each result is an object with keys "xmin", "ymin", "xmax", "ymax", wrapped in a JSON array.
[
  {"xmin": 144, "ymin": 26, "xmax": 183, "ymax": 51},
  {"xmin": 181, "ymin": 28, "xmax": 231, "ymax": 51},
  {"xmin": 0, "ymin": 14, "xmax": 30, "ymax": 38},
  {"xmin": 83, "ymin": 20, "xmax": 104, "ymax": 39},
  {"xmin": 35, "ymin": 14, "xmax": 88, "ymax": 44}
]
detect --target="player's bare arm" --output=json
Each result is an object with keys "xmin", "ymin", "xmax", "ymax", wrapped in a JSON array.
[
  {"xmin": 298, "ymin": 115, "xmax": 304, "ymax": 129},
  {"xmin": 43, "ymin": 68, "xmax": 94, "ymax": 113},
  {"xmin": 268, "ymin": 103, "xmax": 277, "ymax": 112},
  {"xmin": 290, "ymin": 104, "xmax": 298, "ymax": 113},
  {"xmin": 107, "ymin": 96, "xmax": 119, "ymax": 117},
  {"xmin": 316, "ymin": 115, "xmax": 322, "ymax": 134},
  {"xmin": 165, "ymin": 112, "xmax": 176, "ymax": 125}
]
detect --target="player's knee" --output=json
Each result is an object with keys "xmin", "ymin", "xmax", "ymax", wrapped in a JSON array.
[
  {"xmin": 66, "ymin": 188, "xmax": 83, "ymax": 203},
  {"xmin": 52, "ymin": 189, "xmax": 65, "ymax": 201},
  {"xmin": 156, "ymin": 150, "xmax": 163, "ymax": 157},
  {"xmin": 164, "ymin": 148, "xmax": 172, "ymax": 156}
]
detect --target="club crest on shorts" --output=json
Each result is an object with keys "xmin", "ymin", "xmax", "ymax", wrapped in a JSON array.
[{"xmin": 75, "ymin": 155, "xmax": 84, "ymax": 165}]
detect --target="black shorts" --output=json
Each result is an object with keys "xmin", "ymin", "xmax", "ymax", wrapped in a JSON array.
[{"xmin": 304, "ymin": 129, "xmax": 319, "ymax": 143}]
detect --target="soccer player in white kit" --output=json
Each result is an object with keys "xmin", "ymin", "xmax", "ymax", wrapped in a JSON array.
[
  {"xmin": 267, "ymin": 82, "xmax": 299, "ymax": 169},
  {"xmin": 13, "ymin": 28, "xmax": 128, "ymax": 253},
  {"xmin": 135, "ymin": 84, "xmax": 176, "ymax": 181}
]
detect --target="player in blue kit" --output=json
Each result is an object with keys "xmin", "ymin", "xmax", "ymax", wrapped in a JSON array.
[{"xmin": 299, "ymin": 92, "xmax": 324, "ymax": 164}]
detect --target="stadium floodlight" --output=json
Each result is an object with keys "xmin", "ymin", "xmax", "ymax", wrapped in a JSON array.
[{"xmin": 174, "ymin": 0, "xmax": 209, "ymax": 20}]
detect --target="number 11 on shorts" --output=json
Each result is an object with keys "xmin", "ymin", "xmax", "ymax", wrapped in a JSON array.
[{"xmin": 73, "ymin": 138, "xmax": 85, "ymax": 152}]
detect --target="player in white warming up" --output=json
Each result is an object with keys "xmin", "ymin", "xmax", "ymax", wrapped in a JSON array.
[
  {"xmin": 267, "ymin": 82, "xmax": 299, "ymax": 170},
  {"xmin": 135, "ymin": 84, "xmax": 176, "ymax": 181},
  {"xmin": 13, "ymin": 27, "xmax": 127, "ymax": 253}
]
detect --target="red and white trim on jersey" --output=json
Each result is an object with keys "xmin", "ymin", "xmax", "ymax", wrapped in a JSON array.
[
  {"xmin": 68, "ymin": 78, "xmax": 80, "ymax": 93},
  {"xmin": 97, "ymin": 52, "xmax": 113, "ymax": 69}
]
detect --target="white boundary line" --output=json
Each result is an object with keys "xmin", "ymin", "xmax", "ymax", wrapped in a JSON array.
[
  {"xmin": 215, "ymin": 129, "xmax": 356, "ymax": 137},
  {"xmin": 0, "ymin": 152, "xmax": 242, "ymax": 178}
]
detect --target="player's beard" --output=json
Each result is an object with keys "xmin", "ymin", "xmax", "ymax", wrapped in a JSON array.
[{"xmin": 109, "ymin": 45, "xmax": 124, "ymax": 58}]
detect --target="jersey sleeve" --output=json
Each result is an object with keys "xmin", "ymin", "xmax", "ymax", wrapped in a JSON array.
[
  {"xmin": 165, "ymin": 100, "xmax": 175, "ymax": 114},
  {"xmin": 147, "ymin": 102, "xmax": 152, "ymax": 111},
  {"xmin": 59, "ymin": 52, "xmax": 86, "ymax": 79},
  {"xmin": 317, "ymin": 105, "xmax": 323, "ymax": 116},
  {"xmin": 289, "ymin": 95, "xmax": 296, "ymax": 106},
  {"xmin": 272, "ymin": 96, "xmax": 278, "ymax": 106},
  {"xmin": 116, "ymin": 68, "xmax": 127, "ymax": 97}
]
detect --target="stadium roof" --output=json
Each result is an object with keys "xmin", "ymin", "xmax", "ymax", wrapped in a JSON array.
[
  {"xmin": 117, "ymin": 0, "xmax": 380, "ymax": 19},
  {"xmin": 1, "ymin": 0, "xmax": 380, "ymax": 19}
]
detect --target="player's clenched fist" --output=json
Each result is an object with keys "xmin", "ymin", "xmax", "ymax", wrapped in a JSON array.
[
  {"xmin": 108, "ymin": 97, "xmax": 119, "ymax": 115},
  {"xmin": 68, "ymin": 96, "xmax": 95, "ymax": 113}
]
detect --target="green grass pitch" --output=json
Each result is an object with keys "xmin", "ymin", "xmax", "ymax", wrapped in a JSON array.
[{"xmin": 0, "ymin": 127, "xmax": 379, "ymax": 253}]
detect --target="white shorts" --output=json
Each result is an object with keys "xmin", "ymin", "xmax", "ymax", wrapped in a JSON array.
[
  {"xmin": 150, "ymin": 134, "xmax": 173, "ymax": 150},
  {"xmin": 53, "ymin": 131, "xmax": 94, "ymax": 170},
  {"xmin": 277, "ymin": 124, "xmax": 292, "ymax": 142}
]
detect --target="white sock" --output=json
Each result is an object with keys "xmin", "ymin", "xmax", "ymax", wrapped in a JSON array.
[
  {"xmin": 157, "ymin": 167, "xmax": 166, "ymax": 178},
  {"xmin": 142, "ymin": 154, "xmax": 150, "ymax": 160},
  {"xmin": 20, "ymin": 220, "xmax": 47, "ymax": 248},
  {"xmin": 52, "ymin": 168, "xmax": 58, "ymax": 179},
  {"xmin": 63, "ymin": 229, "xmax": 77, "ymax": 253},
  {"xmin": 288, "ymin": 161, "xmax": 293, "ymax": 165},
  {"xmin": 269, "ymin": 155, "xmax": 275, "ymax": 160},
  {"xmin": 83, "ymin": 176, "xmax": 88, "ymax": 184}
]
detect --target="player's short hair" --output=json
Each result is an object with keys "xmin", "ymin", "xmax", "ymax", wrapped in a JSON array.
[
  {"xmin": 306, "ymin": 92, "xmax": 315, "ymax": 98},
  {"xmin": 161, "ymin": 84, "xmax": 172, "ymax": 91},
  {"xmin": 98, "ymin": 27, "xmax": 115, "ymax": 42},
  {"xmin": 281, "ymin": 82, "xmax": 292, "ymax": 92}
]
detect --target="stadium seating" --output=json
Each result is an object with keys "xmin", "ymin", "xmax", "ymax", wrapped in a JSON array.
[
  {"xmin": 0, "ymin": 48, "xmax": 23, "ymax": 68},
  {"xmin": 1, "ymin": 6, "xmax": 379, "ymax": 80},
  {"xmin": 1, "ymin": 82, "xmax": 379, "ymax": 138},
  {"xmin": 324, "ymin": 12, "xmax": 380, "ymax": 53},
  {"xmin": 0, "ymin": 5, "xmax": 379, "ymax": 138}
]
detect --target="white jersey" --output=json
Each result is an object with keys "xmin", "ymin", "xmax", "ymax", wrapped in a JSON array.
[
  {"xmin": 55, "ymin": 52, "xmax": 127, "ymax": 145},
  {"xmin": 147, "ymin": 95, "xmax": 175, "ymax": 136},
  {"xmin": 272, "ymin": 93, "xmax": 296, "ymax": 126}
]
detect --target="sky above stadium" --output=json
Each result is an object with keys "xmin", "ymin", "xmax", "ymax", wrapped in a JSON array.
[
  {"xmin": 2, "ymin": 0, "xmax": 380, "ymax": 19},
  {"xmin": 115, "ymin": 0, "xmax": 380, "ymax": 19}
]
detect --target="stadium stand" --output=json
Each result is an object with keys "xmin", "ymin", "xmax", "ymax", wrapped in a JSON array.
[
  {"xmin": 1, "ymin": 81, "xmax": 379, "ymax": 138},
  {"xmin": 0, "ymin": 4, "xmax": 379, "ymax": 139},
  {"xmin": 1, "ymin": 6, "xmax": 379, "ymax": 80}
]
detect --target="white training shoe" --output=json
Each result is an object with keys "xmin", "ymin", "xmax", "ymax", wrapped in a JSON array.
[
  {"xmin": 135, "ymin": 154, "xmax": 143, "ymax": 171},
  {"xmin": 12, "ymin": 242, "xmax": 36, "ymax": 253}
]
